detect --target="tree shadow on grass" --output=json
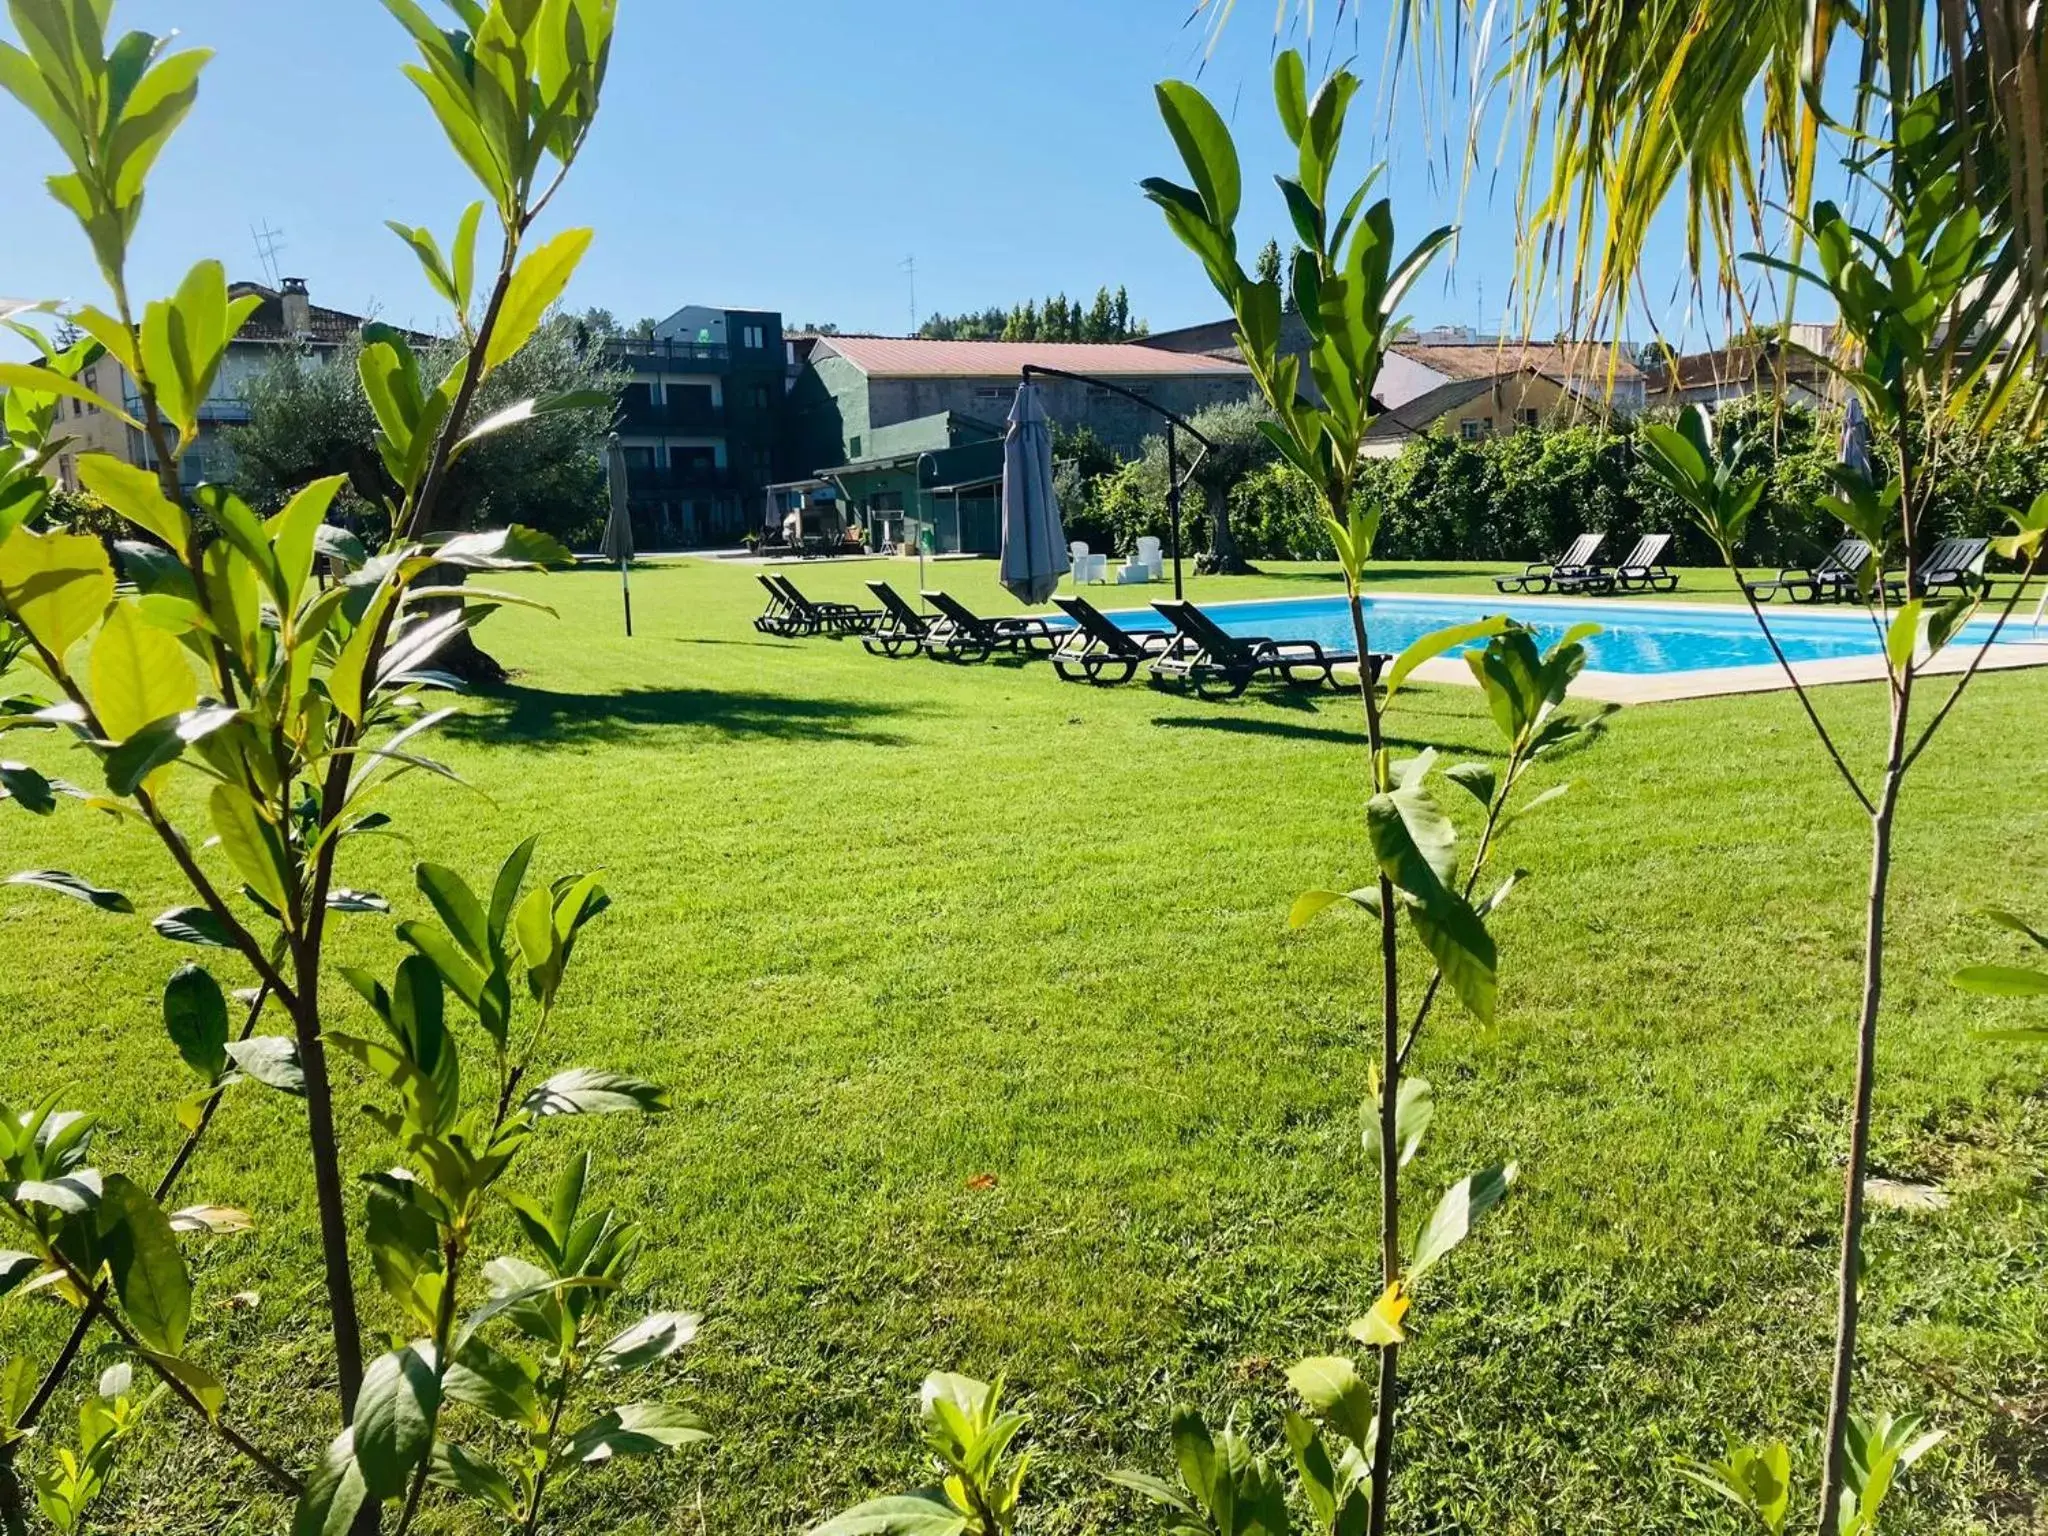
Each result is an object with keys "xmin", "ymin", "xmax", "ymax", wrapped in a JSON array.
[
  {"xmin": 448, "ymin": 683, "xmax": 924, "ymax": 749},
  {"xmin": 1149, "ymin": 712, "xmax": 1464, "ymax": 752}
]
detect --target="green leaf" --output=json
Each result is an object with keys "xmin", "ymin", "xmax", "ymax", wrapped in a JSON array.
[
  {"xmin": 1979, "ymin": 908, "xmax": 2048, "ymax": 949},
  {"xmin": 1443, "ymin": 762, "xmax": 1496, "ymax": 806},
  {"xmin": 1284, "ymin": 1356, "xmax": 1375, "ymax": 1452},
  {"xmin": 267, "ymin": 475, "xmax": 345, "ymax": 613},
  {"xmin": 103, "ymin": 704, "xmax": 238, "ymax": 797},
  {"xmin": 76, "ymin": 455, "xmax": 190, "ymax": 550},
  {"xmin": 0, "ymin": 1251, "xmax": 44, "ymax": 1300},
  {"xmin": 1886, "ymin": 599, "xmax": 1922, "ymax": 673},
  {"xmin": 152, "ymin": 905, "xmax": 236, "ymax": 947},
  {"xmin": 1289, "ymin": 886, "xmax": 1381, "ymax": 927},
  {"xmin": 354, "ymin": 1344, "xmax": 442, "ymax": 1499},
  {"xmin": 90, "ymin": 599, "xmax": 199, "ymax": 777},
  {"xmin": 520, "ymin": 1068, "xmax": 668, "ymax": 1117},
  {"xmin": 561, "ymin": 1400, "xmax": 710, "ymax": 1464},
  {"xmin": 6, "ymin": 870, "xmax": 132, "ymax": 913},
  {"xmin": 1362, "ymin": 1075, "xmax": 1434, "ymax": 1171},
  {"xmin": 292, "ymin": 1428, "xmax": 368, "ymax": 1536},
  {"xmin": 1408, "ymin": 1163, "xmax": 1519, "ymax": 1285},
  {"xmin": 1273, "ymin": 50, "xmax": 1308, "ymax": 144},
  {"xmin": 417, "ymin": 862, "xmax": 489, "ymax": 965},
  {"xmin": 596, "ymin": 1311, "xmax": 701, "ymax": 1372},
  {"xmin": 0, "ymin": 761, "xmax": 56, "ymax": 815},
  {"xmin": 99, "ymin": 1173, "xmax": 190, "ymax": 1355},
  {"xmin": 1367, "ymin": 781, "xmax": 1458, "ymax": 895},
  {"xmin": 0, "ymin": 526, "xmax": 115, "ymax": 661},
  {"xmin": 444, "ymin": 1338, "xmax": 541, "ymax": 1428},
  {"xmin": 1386, "ymin": 616, "xmax": 1510, "ymax": 698},
  {"xmin": 1154, "ymin": 80, "xmax": 1241, "ymax": 230},
  {"xmin": 163, "ymin": 963, "xmax": 229, "ymax": 1079},
  {"xmin": 429, "ymin": 1440, "xmax": 519, "ymax": 1515},
  {"xmin": 1952, "ymin": 965, "xmax": 2048, "ymax": 997},
  {"xmin": 224, "ymin": 1036, "xmax": 305, "ymax": 1096},
  {"xmin": 207, "ymin": 783, "xmax": 288, "ymax": 913},
  {"xmin": 136, "ymin": 1347, "xmax": 224, "ymax": 1418},
  {"xmin": 485, "ymin": 229, "xmax": 595, "ymax": 371},
  {"xmin": 1103, "ymin": 1469, "xmax": 1198, "ymax": 1516},
  {"xmin": 805, "ymin": 1491, "xmax": 967, "ymax": 1536}
]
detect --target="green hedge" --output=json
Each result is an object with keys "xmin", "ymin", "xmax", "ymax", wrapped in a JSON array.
[{"xmin": 1218, "ymin": 396, "xmax": 2048, "ymax": 566}]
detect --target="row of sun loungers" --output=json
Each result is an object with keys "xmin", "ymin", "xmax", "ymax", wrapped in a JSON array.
[
  {"xmin": 1495, "ymin": 532, "xmax": 1679, "ymax": 595},
  {"xmin": 1501, "ymin": 531, "xmax": 1997, "ymax": 604},
  {"xmin": 1744, "ymin": 535, "xmax": 1992, "ymax": 603},
  {"xmin": 757, "ymin": 575, "xmax": 1379, "ymax": 696}
]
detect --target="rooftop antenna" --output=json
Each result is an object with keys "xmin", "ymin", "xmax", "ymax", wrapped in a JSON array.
[
  {"xmin": 900, "ymin": 254, "xmax": 917, "ymax": 336},
  {"xmin": 251, "ymin": 220, "xmax": 286, "ymax": 288}
]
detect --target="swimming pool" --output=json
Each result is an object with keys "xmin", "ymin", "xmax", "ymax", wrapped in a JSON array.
[{"xmin": 1089, "ymin": 591, "xmax": 2032, "ymax": 676}]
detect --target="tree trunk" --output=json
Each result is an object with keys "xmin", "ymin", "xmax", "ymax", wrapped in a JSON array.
[
  {"xmin": 419, "ymin": 564, "xmax": 509, "ymax": 687},
  {"xmin": 1196, "ymin": 483, "xmax": 1256, "ymax": 575}
]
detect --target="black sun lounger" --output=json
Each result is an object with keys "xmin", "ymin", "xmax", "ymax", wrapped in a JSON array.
[
  {"xmin": 862, "ymin": 580, "xmax": 931, "ymax": 656},
  {"xmin": 754, "ymin": 574, "xmax": 798, "ymax": 634},
  {"xmin": 1557, "ymin": 532, "xmax": 1678, "ymax": 594},
  {"xmin": 769, "ymin": 574, "xmax": 881, "ymax": 636},
  {"xmin": 1883, "ymin": 536, "xmax": 1989, "ymax": 600},
  {"xmin": 919, "ymin": 590, "xmax": 1060, "ymax": 662},
  {"xmin": 1745, "ymin": 537, "xmax": 1873, "ymax": 603},
  {"xmin": 1048, "ymin": 595, "xmax": 1175, "ymax": 684},
  {"xmin": 1147, "ymin": 599, "xmax": 1381, "ymax": 697},
  {"xmin": 1495, "ymin": 532, "xmax": 1605, "ymax": 594}
]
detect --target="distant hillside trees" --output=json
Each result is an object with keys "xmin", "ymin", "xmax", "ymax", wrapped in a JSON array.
[{"xmin": 919, "ymin": 284, "xmax": 1147, "ymax": 342}]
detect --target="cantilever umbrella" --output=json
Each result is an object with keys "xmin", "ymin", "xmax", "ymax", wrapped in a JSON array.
[
  {"xmin": 998, "ymin": 379, "xmax": 1070, "ymax": 604},
  {"xmin": 601, "ymin": 433, "xmax": 635, "ymax": 636}
]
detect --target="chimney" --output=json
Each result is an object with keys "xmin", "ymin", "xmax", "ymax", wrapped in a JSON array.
[{"xmin": 280, "ymin": 277, "xmax": 311, "ymax": 337}]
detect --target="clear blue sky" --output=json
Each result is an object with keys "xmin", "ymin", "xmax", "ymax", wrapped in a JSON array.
[{"xmin": 1, "ymin": 1, "xmax": 1809, "ymax": 351}]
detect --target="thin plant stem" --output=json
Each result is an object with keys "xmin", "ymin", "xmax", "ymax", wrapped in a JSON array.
[
  {"xmin": 521, "ymin": 1359, "xmax": 579, "ymax": 1536},
  {"xmin": 1900, "ymin": 549, "xmax": 2044, "ymax": 774},
  {"xmin": 16, "ymin": 985, "xmax": 273, "ymax": 1437},
  {"xmin": 1815, "ymin": 678, "xmax": 1911, "ymax": 1527},
  {"xmin": 22, "ymin": 1241, "xmax": 302, "ymax": 1496},
  {"xmin": 1343, "ymin": 591, "xmax": 1401, "ymax": 1536},
  {"xmin": 1733, "ymin": 573, "xmax": 1875, "ymax": 814},
  {"xmin": 392, "ymin": 1236, "xmax": 465, "ymax": 1536}
]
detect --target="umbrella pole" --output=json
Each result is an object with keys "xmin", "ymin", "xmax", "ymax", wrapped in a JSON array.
[
  {"xmin": 619, "ymin": 559, "xmax": 633, "ymax": 637},
  {"xmin": 1166, "ymin": 420, "xmax": 1184, "ymax": 600}
]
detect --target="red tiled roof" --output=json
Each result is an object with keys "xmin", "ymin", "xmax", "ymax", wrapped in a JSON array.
[{"xmin": 814, "ymin": 335, "xmax": 1250, "ymax": 379}]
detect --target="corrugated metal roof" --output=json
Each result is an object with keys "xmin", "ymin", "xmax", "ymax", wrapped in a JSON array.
[
  {"xmin": 814, "ymin": 335, "xmax": 1251, "ymax": 379},
  {"xmin": 1389, "ymin": 340, "xmax": 1644, "ymax": 383}
]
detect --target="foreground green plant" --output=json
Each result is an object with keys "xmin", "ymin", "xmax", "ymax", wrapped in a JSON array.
[
  {"xmin": 1638, "ymin": 101, "xmax": 2044, "ymax": 1525},
  {"xmin": 1680, "ymin": 1412, "xmax": 1942, "ymax": 1536},
  {"xmin": 809, "ymin": 1373, "xmax": 1029, "ymax": 1536},
  {"xmin": 1137, "ymin": 49, "xmax": 1604, "ymax": 1536},
  {"xmin": 0, "ymin": 2, "xmax": 710, "ymax": 1531}
]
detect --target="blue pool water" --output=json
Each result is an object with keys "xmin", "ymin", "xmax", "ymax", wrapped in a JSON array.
[{"xmin": 1087, "ymin": 592, "xmax": 2030, "ymax": 675}]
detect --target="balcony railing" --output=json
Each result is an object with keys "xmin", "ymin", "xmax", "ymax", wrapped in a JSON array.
[
  {"xmin": 617, "ymin": 396, "xmax": 725, "ymax": 434},
  {"xmin": 606, "ymin": 339, "xmax": 730, "ymax": 374}
]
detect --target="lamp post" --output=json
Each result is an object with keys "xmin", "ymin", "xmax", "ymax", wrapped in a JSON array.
[{"xmin": 1019, "ymin": 364, "xmax": 1214, "ymax": 601}]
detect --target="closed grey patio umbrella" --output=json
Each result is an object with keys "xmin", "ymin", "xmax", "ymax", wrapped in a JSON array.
[
  {"xmin": 602, "ymin": 433, "xmax": 635, "ymax": 637},
  {"xmin": 998, "ymin": 379, "xmax": 1070, "ymax": 604}
]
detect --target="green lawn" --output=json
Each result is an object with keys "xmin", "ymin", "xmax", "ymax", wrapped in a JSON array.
[{"xmin": 2, "ymin": 556, "xmax": 2045, "ymax": 1534}]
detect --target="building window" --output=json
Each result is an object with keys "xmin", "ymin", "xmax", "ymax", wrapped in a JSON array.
[
  {"xmin": 749, "ymin": 385, "xmax": 770, "ymax": 410},
  {"xmin": 975, "ymin": 386, "xmax": 1007, "ymax": 402},
  {"xmin": 1460, "ymin": 419, "xmax": 1482, "ymax": 442},
  {"xmin": 1520, "ymin": 408, "xmax": 1541, "ymax": 428},
  {"xmin": 741, "ymin": 324, "xmax": 764, "ymax": 349},
  {"xmin": 848, "ymin": 434, "xmax": 861, "ymax": 457}
]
